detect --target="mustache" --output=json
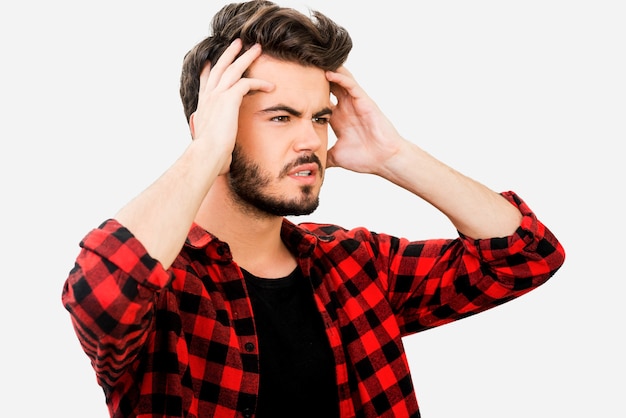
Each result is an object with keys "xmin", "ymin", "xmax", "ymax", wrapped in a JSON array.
[{"xmin": 278, "ymin": 154, "xmax": 323, "ymax": 178}]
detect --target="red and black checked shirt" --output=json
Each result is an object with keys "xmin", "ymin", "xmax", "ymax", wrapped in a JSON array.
[{"xmin": 62, "ymin": 191, "xmax": 565, "ymax": 418}]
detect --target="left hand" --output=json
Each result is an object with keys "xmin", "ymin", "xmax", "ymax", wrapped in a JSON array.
[
  {"xmin": 326, "ymin": 68, "xmax": 523, "ymax": 239},
  {"xmin": 325, "ymin": 67, "xmax": 407, "ymax": 175}
]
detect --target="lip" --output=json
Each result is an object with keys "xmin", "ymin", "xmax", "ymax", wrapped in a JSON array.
[{"xmin": 287, "ymin": 163, "xmax": 320, "ymax": 184}]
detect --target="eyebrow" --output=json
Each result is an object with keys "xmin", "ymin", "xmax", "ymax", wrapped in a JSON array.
[{"xmin": 260, "ymin": 105, "xmax": 333, "ymax": 118}]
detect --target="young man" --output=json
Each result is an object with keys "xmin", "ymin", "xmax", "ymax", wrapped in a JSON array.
[{"xmin": 62, "ymin": 1, "xmax": 566, "ymax": 417}]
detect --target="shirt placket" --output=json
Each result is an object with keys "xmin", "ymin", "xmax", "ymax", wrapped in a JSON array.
[{"xmin": 212, "ymin": 241, "xmax": 260, "ymax": 417}]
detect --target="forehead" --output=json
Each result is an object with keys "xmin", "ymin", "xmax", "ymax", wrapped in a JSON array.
[{"xmin": 245, "ymin": 55, "xmax": 330, "ymax": 106}]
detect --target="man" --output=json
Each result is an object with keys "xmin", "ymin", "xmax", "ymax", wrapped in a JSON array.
[{"xmin": 62, "ymin": 1, "xmax": 565, "ymax": 417}]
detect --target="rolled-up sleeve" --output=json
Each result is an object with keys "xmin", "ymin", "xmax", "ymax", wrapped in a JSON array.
[
  {"xmin": 385, "ymin": 191, "xmax": 566, "ymax": 335},
  {"xmin": 61, "ymin": 219, "xmax": 171, "ymax": 388}
]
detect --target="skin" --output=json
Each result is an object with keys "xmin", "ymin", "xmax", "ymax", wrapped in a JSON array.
[
  {"xmin": 226, "ymin": 56, "xmax": 331, "ymax": 219},
  {"xmin": 115, "ymin": 39, "xmax": 522, "ymax": 279},
  {"xmin": 195, "ymin": 54, "xmax": 332, "ymax": 277}
]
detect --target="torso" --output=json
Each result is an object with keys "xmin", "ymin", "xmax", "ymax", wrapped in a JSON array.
[{"xmin": 242, "ymin": 267, "xmax": 339, "ymax": 418}]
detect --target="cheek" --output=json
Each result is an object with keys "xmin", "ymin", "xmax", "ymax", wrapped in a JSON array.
[
  {"xmin": 325, "ymin": 129, "xmax": 337, "ymax": 150},
  {"xmin": 235, "ymin": 118, "xmax": 270, "ymax": 157},
  {"xmin": 319, "ymin": 146, "xmax": 328, "ymax": 164},
  {"xmin": 319, "ymin": 133, "xmax": 330, "ymax": 163},
  {"xmin": 235, "ymin": 102, "xmax": 262, "ymax": 146}
]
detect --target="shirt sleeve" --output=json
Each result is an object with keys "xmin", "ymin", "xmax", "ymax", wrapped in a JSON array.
[
  {"xmin": 61, "ymin": 219, "xmax": 172, "ymax": 389},
  {"xmin": 382, "ymin": 191, "xmax": 566, "ymax": 336}
]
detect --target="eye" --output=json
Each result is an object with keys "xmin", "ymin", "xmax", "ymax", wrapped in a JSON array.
[
  {"xmin": 271, "ymin": 115, "xmax": 290, "ymax": 122},
  {"xmin": 313, "ymin": 117, "xmax": 330, "ymax": 125}
]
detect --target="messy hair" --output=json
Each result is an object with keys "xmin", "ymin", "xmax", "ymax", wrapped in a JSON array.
[{"xmin": 179, "ymin": 0, "xmax": 352, "ymax": 123}]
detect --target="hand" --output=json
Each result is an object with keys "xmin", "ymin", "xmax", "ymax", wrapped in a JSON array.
[
  {"xmin": 325, "ymin": 67, "xmax": 406, "ymax": 175},
  {"xmin": 190, "ymin": 39, "xmax": 274, "ymax": 175}
]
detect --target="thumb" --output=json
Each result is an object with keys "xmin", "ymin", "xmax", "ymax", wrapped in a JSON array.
[{"xmin": 325, "ymin": 146, "xmax": 338, "ymax": 169}]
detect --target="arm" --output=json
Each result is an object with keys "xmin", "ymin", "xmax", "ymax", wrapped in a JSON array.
[
  {"xmin": 62, "ymin": 40, "xmax": 273, "ymax": 387},
  {"xmin": 62, "ymin": 220, "xmax": 170, "ymax": 388},
  {"xmin": 115, "ymin": 40, "xmax": 273, "ymax": 270},
  {"xmin": 383, "ymin": 191, "xmax": 565, "ymax": 334},
  {"xmin": 324, "ymin": 67, "xmax": 564, "ymax": 333},
  {"xmin": 325, "ymin": 67, "xmax": 521, "ymax": 240}
]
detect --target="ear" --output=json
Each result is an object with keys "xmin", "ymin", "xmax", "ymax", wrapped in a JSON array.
[{"xmin": 189, "ymin": 112, "xmax": 197, "ymax": 139}]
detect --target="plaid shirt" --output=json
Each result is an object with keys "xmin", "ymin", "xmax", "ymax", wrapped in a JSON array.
[{"xmin": 62, "ymin": 191, "xmax": 565, "ymax": 418}]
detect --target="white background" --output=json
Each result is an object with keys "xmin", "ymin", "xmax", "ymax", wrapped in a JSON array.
[{"xmin": 1, "ymin": 1, "xmax": 624, "ymax": 417}]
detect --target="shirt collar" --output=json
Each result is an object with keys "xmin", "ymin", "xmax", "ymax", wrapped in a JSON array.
[
  {"xmin": 183, "ymin": 218, "xmax": 327, "ymax": 258},
  {"xmin": 280, "ymin": 218, "xmax": 319, "ymax": 257},
  {"xmin": 185, "ymin": 222, "xmax": 217, "ymax": 249}
]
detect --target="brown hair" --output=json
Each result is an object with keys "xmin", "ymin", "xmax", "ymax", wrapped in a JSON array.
[{"xmin": 179, "ymin": 0, "xmax": 352, "ymax": 123}]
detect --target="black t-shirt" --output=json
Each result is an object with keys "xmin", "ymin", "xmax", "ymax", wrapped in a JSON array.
[{"xmin": 243, "ymin": 267, "xmax": 339, "ymax": 418}]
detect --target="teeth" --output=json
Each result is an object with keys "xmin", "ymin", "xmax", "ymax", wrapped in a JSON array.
[{"xmin": 295, "ymin": 171, "xmax": 311, "ymax": 176}]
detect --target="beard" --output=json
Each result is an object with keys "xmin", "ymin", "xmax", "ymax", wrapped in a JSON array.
[{"xmin": 227, "ymin": 146, "xmax": 323, "ymax": 218}]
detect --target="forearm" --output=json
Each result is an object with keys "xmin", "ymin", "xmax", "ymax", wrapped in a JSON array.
[
  {"xmin": 388, "ymin": 191, "xmax": 565, "ymax": 334},
  {"xmin": 114, "ymin": 139, "xmax": 225, "ymax": 269},
  {"xmin": 62, "ymin": 220, "xmax": 172, "ymax": 387},
  {"xmin": 378, "ymin": 140, "xmax": 522, "ymax": 239},
  {"xmin": 326, "ymin": 68, "xmax": 522, "ymax": 239}
]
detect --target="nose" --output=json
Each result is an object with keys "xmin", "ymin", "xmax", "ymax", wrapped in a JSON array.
[{"xmin": 293, "ymin": 119, "xmax": 325, "ymax": 152}]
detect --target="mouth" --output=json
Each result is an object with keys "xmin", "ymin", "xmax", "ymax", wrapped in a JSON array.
[
  {"xmin": 287, "ymin": 162, "xmax": 319, "ymax": 181},
  {"xmin": 280, "ymin": 154, "xmax": 324, "ymax": 182}
]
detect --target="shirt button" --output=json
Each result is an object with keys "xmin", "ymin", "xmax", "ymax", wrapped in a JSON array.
[
  {"xmin": 244, "ymin": 342, "xmax": 255, "ymax": 352},
  {"xmin": 243, "ymin": 407, "xmax": 253, "ymax": 418}
]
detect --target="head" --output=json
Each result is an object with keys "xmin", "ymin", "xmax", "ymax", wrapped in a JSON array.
[
  {"xmin": 180, "ymin": 0, "xmax": 351, "ymax": 123},
  {"xmin": 179, "ymin": 1, "xmax": 352, "ymax": 217}
]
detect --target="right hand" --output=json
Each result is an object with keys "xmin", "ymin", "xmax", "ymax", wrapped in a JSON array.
[{"xmin": 189, "ymin": 39, "xmax": 274, "ymax": 175}]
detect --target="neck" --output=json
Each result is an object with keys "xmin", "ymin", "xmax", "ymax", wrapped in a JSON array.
[{"xmin": 194, "ymin": 177, "xmax": 297, "ymax": 278}]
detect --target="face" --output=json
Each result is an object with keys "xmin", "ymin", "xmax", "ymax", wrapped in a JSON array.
[{"xmin": 228, "ymin": 55, "xmax": 331, "ymax": 217}]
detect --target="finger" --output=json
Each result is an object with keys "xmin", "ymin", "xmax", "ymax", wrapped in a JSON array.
[
  {"xmin": 327, "ymin": 67, "xmax": 363, "ymax": 99},
  {"xmin": 326, "ymin": 66, "xmax": 354, "ymax": 85},
  {"xmin": 326, "ymin": 71, "xmax": 350, "ymax": 102},
  {"xmin": 200, "ymin": 42, "xmax": 264, "ymax": 96},
  {"xmin": 335, "ymin": 65, "xmax": 354, "ymax": 78},
  {"xmin": 230, "ymin": 77, "xmax": 275, "ymax": 98},
  {"xmin": 329, "ymin": 80, "xmax": 348, "ymax": 102},
  {"xmin": 218, "ymin": 43, "xmax": 263, "ymax": 87},
  {"xmin": 205, "ymin": 39, "xmax": 243, "ymax": 90},
  {"xmin": 198, "ymin": 62, "xmax": 212, "ymax": 94}
]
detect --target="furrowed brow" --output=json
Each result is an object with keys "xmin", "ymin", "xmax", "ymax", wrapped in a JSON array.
[
  {"xmin": 314, "ymin": 107, "xmax": 333, "ymax": 118},
  {"xmin": 260, "ymin": 105, "xmax": 302, "ymax": 117},
  {"xmin": 259, "ymin": 105, "xmax": 333, "ymax": 118}
]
